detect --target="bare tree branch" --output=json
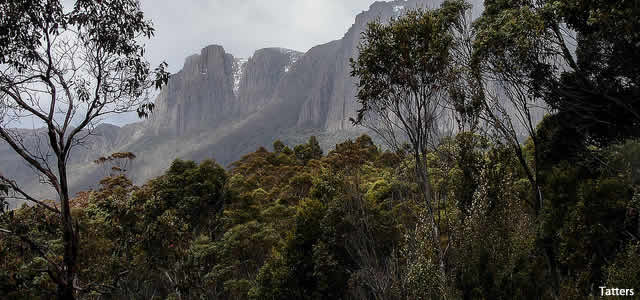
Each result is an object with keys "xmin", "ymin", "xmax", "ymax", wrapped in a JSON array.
[{"xmin": 0, "ymin": 174, "xmax": 60, "ymax": 214}]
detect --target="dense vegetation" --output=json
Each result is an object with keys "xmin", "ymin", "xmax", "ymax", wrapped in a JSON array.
[
  {"xmin": 1, "ymin": 131, "xmax": 639, "ymax": 299},
  {"xmin": 1, "ymin": 0, "xmax": 639, "ymax": 299}
]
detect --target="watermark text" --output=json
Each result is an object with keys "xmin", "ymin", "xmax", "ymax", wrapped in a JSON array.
[{"xmin": 600, "ymin": 286, "xmax": 635, "ymax": 297}]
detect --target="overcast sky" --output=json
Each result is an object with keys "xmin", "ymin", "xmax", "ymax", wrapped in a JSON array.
[{"xmin": 140, "ymin": 0, "xmax": 380, "ymax": 73}]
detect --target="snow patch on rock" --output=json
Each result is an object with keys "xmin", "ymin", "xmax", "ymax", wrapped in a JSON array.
[
  {"xmin": 233, "ymin": 58, "xmax": 248, "ymax": 95},
  {"xmin": 280, "ymin": 49, "xmax": 303, "ymax": 73}
]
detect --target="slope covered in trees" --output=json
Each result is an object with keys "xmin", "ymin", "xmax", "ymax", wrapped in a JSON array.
[{"xmin": 2, "ymin": 131, "xmax": 639, "ymax": 298}]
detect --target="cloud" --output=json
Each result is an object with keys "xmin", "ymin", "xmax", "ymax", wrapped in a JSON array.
[{"xmin": 140, "ymin": 0, "xmax": 378, "ymax": 73}]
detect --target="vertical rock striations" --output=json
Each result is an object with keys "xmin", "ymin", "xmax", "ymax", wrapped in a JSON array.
[
  {"xmin": 149, "ymin": 45, "xmax": 303, "ymax": 136},
  {"xmin": 236, "ymin": 48, "xmax": 303, "ymax": 115},
  {"xmin": 150, "ymin": 45, "xmax": 236, "ymax": 136}
]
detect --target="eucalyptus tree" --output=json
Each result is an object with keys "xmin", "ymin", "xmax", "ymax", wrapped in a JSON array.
[
  {"xmin": 350, "ymin": 0, "xmax": 472, "ymax": 295},
  {"xmin": 473, "ymin": 0, "xmax": 640, "ymax": 212},
  {"xmin": 473, "ymin": 0, "xmax": 640, "ymax": 296},
  {"xmin": 475, "ymin": 0, "xmax": 640, "ymax": 146},
  {"xmin": 0, "ymin": 0, "xmax": 168, "ymax": 297}
]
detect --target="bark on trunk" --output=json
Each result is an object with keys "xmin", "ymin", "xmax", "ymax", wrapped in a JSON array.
[
  {"xmin": 58, "ymin": 158, "xmax": 77, "ymax": 300},
  {"xmin": 415, "ymin": 153, "xmax": 448, "ymax": 299},
  {"xmin": 57, "ymin": 284, "xmax": 75, "ymax": 299}
]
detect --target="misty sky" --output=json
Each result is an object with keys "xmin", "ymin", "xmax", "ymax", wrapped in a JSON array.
[{"xmin": 140, "ymin": 0, "xmax": 380, "ymax": 73}]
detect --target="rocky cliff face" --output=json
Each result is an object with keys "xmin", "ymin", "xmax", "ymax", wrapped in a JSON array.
[
  {"xmin": 3, "ymin": 0, "xmax": 490, "ymax": 204},
  {"xmin": 149, "ymin": 45, "xmax": 303, "ymax": 136},
  {"xmin": 286, "ymin": 0, "xmax": 485, "ymax": 131},
  {"xmin": 294, "ymin": 0, "xmax": 410, "ymax": 131},
  {"xmin": 236, "ymin": 48, "xmax": 302, "ymax": 115},
  {"xmin": 150, "ymin": 45, "xmax": 236, "ymax": 136}
]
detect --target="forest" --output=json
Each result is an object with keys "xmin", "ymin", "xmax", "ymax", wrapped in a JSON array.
[{"xmin": 1, "ymin": 0, "xmax": 640, "ymax": 299}]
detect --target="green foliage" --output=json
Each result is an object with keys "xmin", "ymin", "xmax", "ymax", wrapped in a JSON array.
[
  {"xmin": 350, "ymin": 0, "xmax": 470, "ymax": 124},
  {"xmin": 605, "ymin": 242, "xmax": 640, "ymax": 290},
  {"xmin": 294, "ymin": 136, "xmax": 323, "ymax": 164},
  {"xmin": 273, "ymin": 140, "xmax": 286, "ymax": 153},
  {"xmin": 2, "ymin": 132, "xmax": 638, "ymax": 299},
  {"xmin": 0, "ymin": 205, "xmax": 61, "ymax": 298}
]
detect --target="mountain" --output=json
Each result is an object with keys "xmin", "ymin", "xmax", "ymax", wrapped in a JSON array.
[{"xmin": 2, "ymin": 0, "xmax": 488, "ymax": 206}]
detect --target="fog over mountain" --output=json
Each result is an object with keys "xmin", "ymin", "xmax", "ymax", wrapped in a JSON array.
[{"xmin": 2, "ymin": 0, "xmax": 488, "ymax": 205}]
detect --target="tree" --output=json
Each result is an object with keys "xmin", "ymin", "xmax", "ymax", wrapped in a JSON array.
[
  {"xmin": 294, "ymin": 136, "xmax": 323, "ymax": 164},
  {"xmin": 94, "ymin": 151, "xmax": 137, "ymax": 176},
  {"xmin": 472, "ymin": 0, "xmax": 568, "ymax": 218},
  {"xmin": 350, "ymin": 1, "xmax": 471, "ymax": 295},
  {"xmin": 473, "ymin": 0, "xmax": 640, "ymax": 208},
  {"xmin": 273, "ymin": 140, "xmax": 286, "ymax": 153},
  {"xmin": 550, "ymin": 0, "xmax": 640, "ymax": 144},
  {"xmin": 0, "ymin": 0, "xmax": 169, "ymax": 298},
  {"xmin": 473, "ymin": 1, "xmax": 640, "ymax": 296}
]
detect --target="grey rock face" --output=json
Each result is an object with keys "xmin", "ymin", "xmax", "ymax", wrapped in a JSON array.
[
  {"xmin": 150, "ymin": 45, "xmax": 236, "ymax": 136},
  {"xmin": 149, "ymin": 45, "xmax": 303, "ymax": 137},
  {"xmin": 236, "ymin": 48, "xmax": 302, "ymax": 116}
]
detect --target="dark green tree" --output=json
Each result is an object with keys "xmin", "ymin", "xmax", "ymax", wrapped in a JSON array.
[
  {"xmin": 273, "ymin": 140, "xmax": 286, "ymax": 153},
  {"xmin": 474, "ymin": 2, "xmax": 640, "ymax": 296},
  {"xmin": 294, "ymin": 136, "xmax": 324, "ymax": 164},
  {"xmin": 474, "ymin": 0, "xmax": 640, "ymax": 146}
]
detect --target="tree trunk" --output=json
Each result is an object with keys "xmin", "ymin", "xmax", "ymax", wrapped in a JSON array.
[
  {"xmin": 57, "ymin": 283, "xmax": 75, "ymax": 299},
  {"xmin": 431, "ymin": 219, "xmax": 448, "ymax": 298},
  {"xmin": 58, "ymin": 158, "xmax": 77, "ymax": 300},
  {"xmin": 415, "ymin": 152, "xmax": 448, "ymax": 299},
  {"xmin": 543, "ymin": 239, "xmax": 560, "ymax": 300}
]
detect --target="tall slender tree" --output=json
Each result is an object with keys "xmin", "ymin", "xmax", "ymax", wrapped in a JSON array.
[
  {"xmin": 0, "ymin": 0, "xmax": 168, "ymax": 298},
  {"xmin": 350, "ymin": 1, "xmax": 471, "ymax": 295}
]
